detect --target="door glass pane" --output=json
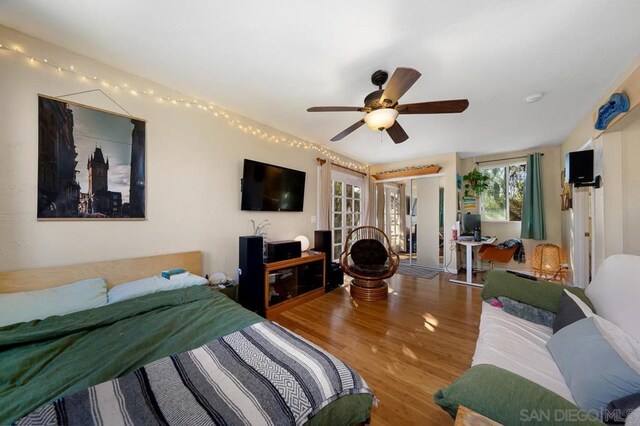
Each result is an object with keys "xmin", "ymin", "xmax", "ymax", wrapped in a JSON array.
[
  {"xmin": 346, "ymin": 184, "xmax": 353, "ymax": 198},
  {"xmin": 354, "ymin": 213, "xmax": 361, "ymax": 226},
  {"xmin": 334, "ymin": 197, "xmax": 342, "ymax": 212},
  {"xmin": 333, "ymin": 245, "xmax": 342, "ymax": 261},
  {"xmin": 334, "ymin": 229, "xmax": 342, "ymax": 246},
  {"xmin": 333, "ymin": 213, "xmax": 342, "ymax": 228},
  {"xmin": 354, "ymin": 199, "xmax": 360, "ymax": 212},
  {"xmin": 333, "ymin": 181, "xmax": 343, "ymax": 196},
  {"xmin": 354, "ymin": 186, "xmax": 361, "ymax": 199},
  {"xmin": 346, "ymin": 199, "xmax": 353, "ymax": 212},
  {"xmin": 346, "ymin": 213, "xmax": 353, "ymax": 226}
]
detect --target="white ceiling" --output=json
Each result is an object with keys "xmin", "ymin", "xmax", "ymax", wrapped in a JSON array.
[{"xmin": 1, "ymin": 1, "xmax": 639, "ymax": 164}]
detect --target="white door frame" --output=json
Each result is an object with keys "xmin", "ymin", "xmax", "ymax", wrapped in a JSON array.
[
  {"xmin": 571, "ymin": 140, "xmax": 593, "ymax": 288},
  {"xmin": 572, "ymin": 187, "xmax": 590, "ymax": 288}
]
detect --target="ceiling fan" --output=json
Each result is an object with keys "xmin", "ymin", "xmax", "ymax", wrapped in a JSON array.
[{"xmin": 307, "ymin": 67, "xmax": 469, "ymax": 144}]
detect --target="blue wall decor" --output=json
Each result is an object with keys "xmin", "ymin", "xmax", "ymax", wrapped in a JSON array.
[{"xmin": 595, "ymin": 92, "xmax": 630, "ymax": 130}]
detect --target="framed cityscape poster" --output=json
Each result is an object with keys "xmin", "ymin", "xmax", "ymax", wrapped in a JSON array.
[{"xmin": 37, "ymin": 95, "xmax": 146, "ymax": 220}]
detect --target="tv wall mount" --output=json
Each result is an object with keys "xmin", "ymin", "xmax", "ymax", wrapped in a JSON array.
[{"xmin": 574, "ymin": 175, "xmax": 601, "ymax": 189}]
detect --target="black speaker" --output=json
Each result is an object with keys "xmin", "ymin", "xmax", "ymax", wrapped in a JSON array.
[
  {"xmin": 314, "ymin": 230, "xmax": 332, "ymax": 253},
  {"xmin": 239, "ymin": 236, "xmax": 264, "ymax": 314},
  {"xmin": 314, "ymin": 230, "xmax": 341, "ymax": 291},
  {"xmin": 267, "ymin": 240, "xmax": 301, "ymax": 262},
  {"xmin": 328, "ymin": 262, "xmax": 344, "ymax": 291},
  {"xmin": 565, "ymin": 150, "xmax": 594, "ymax": 184}
]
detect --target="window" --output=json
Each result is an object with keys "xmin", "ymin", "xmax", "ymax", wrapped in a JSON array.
[
  {"xmin": 332, "ymin": 179, "xmax": 362, "ymax": 260},
  {"xmin": 481, "ymin": 163, "xmax": 526, "ymax": 221}
]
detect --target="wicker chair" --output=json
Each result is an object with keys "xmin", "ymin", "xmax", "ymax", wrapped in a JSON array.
[{"xmin": 340, "ymin": 226, "xmax": 400, "ymax": 301}]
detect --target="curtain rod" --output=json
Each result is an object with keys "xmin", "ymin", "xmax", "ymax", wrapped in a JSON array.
[
  {"xmin": 475, "ymin": 153, "xmax": 543, "ymax": 165},
  {"xmin": 316, "ymin": 158, "xmax": 367, "ymax": 176}
]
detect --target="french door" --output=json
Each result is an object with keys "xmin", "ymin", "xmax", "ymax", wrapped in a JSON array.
[
  {"xmin": 332, "ymin": 176, "xmax": 362, "ymax": 261},
  {"xmin": 385, "ymin": 186, "xmax": 402, "ymax": 250}
]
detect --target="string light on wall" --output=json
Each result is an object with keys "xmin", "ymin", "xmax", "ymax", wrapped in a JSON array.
[{"xmin": 0, "ymin": 41, "xmax": 368, "ymax": 172}]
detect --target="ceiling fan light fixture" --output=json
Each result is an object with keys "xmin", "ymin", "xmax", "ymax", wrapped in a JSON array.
[{"xmin": 364, "ymin": 108, "xmax": 398, "ymax": 131}]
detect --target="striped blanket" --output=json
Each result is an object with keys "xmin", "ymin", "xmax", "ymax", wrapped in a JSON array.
[{"xmin": 16, "ymin": 322, "xmax": 372, "ymax": 426}]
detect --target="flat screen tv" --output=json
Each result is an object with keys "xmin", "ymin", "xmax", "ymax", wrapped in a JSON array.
[{"xmin": 241, "ymin": 159, "xmax": 306, "ymax": 212}]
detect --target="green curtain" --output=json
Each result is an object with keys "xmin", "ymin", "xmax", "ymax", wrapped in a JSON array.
[{"xmin": 520, "ymin": 153, "xmax": 546, "ymax": 240}]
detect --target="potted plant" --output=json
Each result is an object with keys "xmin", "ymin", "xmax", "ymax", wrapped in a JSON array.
[{"xmin": 463, "ymin": 169, "xmax": 489, "ymax": 197}]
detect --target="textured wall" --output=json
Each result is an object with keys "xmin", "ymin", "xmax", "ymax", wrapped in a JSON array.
[{"xmin": 0, "ymin": 25, "xmax": 361, "ymax": 278}]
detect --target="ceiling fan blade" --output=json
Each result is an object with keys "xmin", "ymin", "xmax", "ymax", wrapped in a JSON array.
[
  {"xmin": 397, "ymin": 99, "xmax": 469, "ymax": 114},
  {"xmin": 380, "ymin": 67, "xmax": 422, "ymax": 106},
  {"xmin": 386, "ymin": 121, "xmax": 409, "ymax": 144},
  {"xmin": 307, "ymin": 106, "xmax": 367, "ymax": 112},
  {"xmin": 330, "ymin": 119, "xmax": 365, "ymax": 141}
]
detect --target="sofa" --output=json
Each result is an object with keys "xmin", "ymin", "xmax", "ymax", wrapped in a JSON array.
[{"xmin": 435, "ymin": 254, "xmax": 640, "ymax": 425}]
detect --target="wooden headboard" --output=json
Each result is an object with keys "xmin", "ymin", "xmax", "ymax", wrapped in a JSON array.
[{"xmin": 0, "ymin": 251, "xmax": 203, "ymax": 293}]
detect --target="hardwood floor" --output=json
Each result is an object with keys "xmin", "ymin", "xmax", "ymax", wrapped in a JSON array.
[{"xmin": 271, "ymin": 272, "xmax": 483, "ymax": 425}]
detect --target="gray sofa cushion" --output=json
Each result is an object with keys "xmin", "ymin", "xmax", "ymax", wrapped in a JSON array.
[
  {"xmin": 497, "ymin": 296, "xmax": 556, "ymax": 327},
  {"xmin": 547, "ymin": 317, "xmax": 640, "ymax": 418}
]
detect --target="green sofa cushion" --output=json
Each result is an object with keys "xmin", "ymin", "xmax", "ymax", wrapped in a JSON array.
[
  {"xmin": 434, "ymin": 364, "xmax": 603, "ymax": 425},
  {"xmin": 481, "ymin": 271, "xmax": 595, "ymax": 313}
]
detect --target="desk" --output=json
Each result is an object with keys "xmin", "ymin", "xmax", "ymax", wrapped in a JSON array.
[{"xmin": 449, "ymin": 237, "xmax": 496, "ymax": 287}]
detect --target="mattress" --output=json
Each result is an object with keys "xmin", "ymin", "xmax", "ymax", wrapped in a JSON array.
[
  {"xmin": 0, "ymin": 286, "xmax": 373, "ymax": 424},
  {"xmin": 472, "ymin": 301, "xmax": 574, "ymax": 403}
]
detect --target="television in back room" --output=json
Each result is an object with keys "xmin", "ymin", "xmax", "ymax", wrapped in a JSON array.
[
  {"xmin": 241, "ymin": 159, "xmax": 306, "ymax": 212},
  {"xmin": 565, "ymin": 149, "xmax": 594, "ymax": 184}
]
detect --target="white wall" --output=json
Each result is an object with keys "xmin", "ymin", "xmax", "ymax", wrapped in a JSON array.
[
  {"xmin": 560, "ymin": 54, "xmax": 640, "ymax": 282},
  {"xmin": 622, "ymin": 118, "xmax": 640, "ymax": 254},
  {"xmin": 0, "ymin": 26, "xmax": 363, "ymax": 277}
]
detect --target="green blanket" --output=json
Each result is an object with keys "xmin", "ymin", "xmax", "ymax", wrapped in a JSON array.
[
  {"xmin": 481, "ymin": 271, "xmax": 595, "ymax": 313},
  {"xmin": 1, "ymin": 287, "xmax": 372, "ymax": 424},
  {"xmin": 1, "ymin": 286, "xmax": 261, "ymax": 423}
]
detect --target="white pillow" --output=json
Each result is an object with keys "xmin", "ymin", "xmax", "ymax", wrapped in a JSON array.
[
  {"xmin": 107, "ymin": 273, "xmax": 208, "ymax": 304},
  {"xmin": 0, "ymin": 278, "xmax": 107, "ymax": 327},
  {"xmin": 586, "ymin": 254, "xmax": 640, "ymax": 341}
]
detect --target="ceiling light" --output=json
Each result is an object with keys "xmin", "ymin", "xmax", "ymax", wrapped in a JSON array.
[
  {"xmin": 364, "ymin": 108, "xmax": 399, "ymax": 131},
  {"xmin": 525, "ymin": 92, "xmax": 545, "ymax": 103}
]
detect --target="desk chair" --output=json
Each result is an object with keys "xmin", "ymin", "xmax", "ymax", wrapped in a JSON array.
[{"xmin": 478, "ymin": 244, "xmax": 519, "ymax": 269}]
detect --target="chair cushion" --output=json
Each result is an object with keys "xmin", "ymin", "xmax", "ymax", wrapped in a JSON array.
[
  {"xmin": 351, "ymin": 239, "xmax": 388, "ymax": 266},
  {"xmin": 351, "ymin": 264, "xmax": 391, "ymax": 276}
]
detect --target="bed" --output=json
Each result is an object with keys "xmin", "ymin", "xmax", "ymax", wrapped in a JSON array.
[{"xmin": 0, "ymin": 251, "xmax": 373, "ymax": 425}]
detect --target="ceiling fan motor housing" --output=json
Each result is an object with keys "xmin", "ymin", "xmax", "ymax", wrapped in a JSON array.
[{"xmin": 364, "ymin": 89, "xmax": 385, "ymax": 110}]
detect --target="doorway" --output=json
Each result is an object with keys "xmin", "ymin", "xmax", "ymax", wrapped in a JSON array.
[{"xmin": 377, "ymin": 175, "xmax": 444, "ymax": 270}]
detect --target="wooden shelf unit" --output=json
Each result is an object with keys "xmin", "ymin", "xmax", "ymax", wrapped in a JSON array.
[
  {"xmin": 372, "ymin": 165, "xmax": 441, "ymax": 181},
  {"xmin": 263, "ymin": 251, "xmax": 325, "ymax": 319}
]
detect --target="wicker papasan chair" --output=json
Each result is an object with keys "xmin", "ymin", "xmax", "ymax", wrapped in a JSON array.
[{"xmin": 340, "ymin": 226, "xmax": 399, "ymax": 301}]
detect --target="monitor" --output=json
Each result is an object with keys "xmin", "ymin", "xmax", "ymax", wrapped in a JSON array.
[{"xmin": 462, "ymin": 214, "xmax": 481, "ymax": 235}]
